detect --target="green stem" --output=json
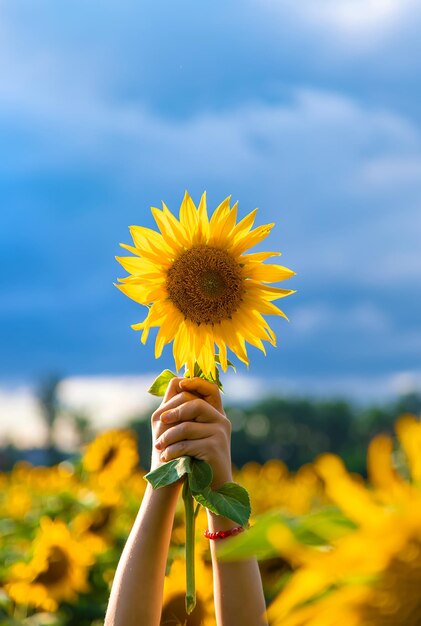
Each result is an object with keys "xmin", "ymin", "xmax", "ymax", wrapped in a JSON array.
[
  {"xmin": 183, "ymin": 478, "xmax": 196, "ymax": 615},
  {"xmin": 13, "ymin": 603, "xmax": 28, "ymax": 622}
]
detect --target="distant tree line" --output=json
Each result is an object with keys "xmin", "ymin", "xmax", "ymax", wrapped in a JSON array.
[
  {"xmin": 129, "ymin": 392, "xmax": 421, "ymax": 476},
  {"xmin": 1, "ymin": 372, "xmax": 420, "ymax": 476}
]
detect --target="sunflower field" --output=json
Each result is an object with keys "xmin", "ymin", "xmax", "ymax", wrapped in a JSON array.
[{"xmin": 1, "ymin": 412, "xmax": 421, "ymax": 626}]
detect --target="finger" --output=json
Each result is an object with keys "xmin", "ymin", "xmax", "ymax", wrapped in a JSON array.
[
  {"xmin": 155, "ymin": 421, "xmax": 212, "ymax": 450},
  {"xmin": 161, "ymin": 397, "xmax": 226, "ymax": 425},
  {"xmin": 163, "ymin": 377, "xmax": 184, "ymax": 402},
  {"xmin": 179, "ymin": 378, "xmax": 223, "ymax": 412},
  {"xmin": 160, "ymin": 438, "xmax": 211, "ymax": 463},
  {"xmin": 152, "ymin": 390, "xmax": 198, "ymax": 423}
]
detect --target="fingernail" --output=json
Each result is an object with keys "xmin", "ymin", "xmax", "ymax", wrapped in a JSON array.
[
  {"xmin": 160, "ymin": 452, "xmax": 166, "ymax": 461},
  {"xmin": 155, "ymin": 440, "xmax": 162, "ymax": 449},
  {"xmin": 161, "ymin": 410, "xmax": 176, "ymax": 422}
]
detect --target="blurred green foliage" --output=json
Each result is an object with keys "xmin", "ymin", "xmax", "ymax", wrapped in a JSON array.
[
  {"xmin": 1, "ymin": 392, "xmax": 420, "ymax": 476},
  {"xmin": 129, "ymin": 392, "xmax": 421, "ymax": 476}
]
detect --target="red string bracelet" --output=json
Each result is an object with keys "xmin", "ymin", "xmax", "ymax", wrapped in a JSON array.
[{"xmin": 204, "ymin": 526, "xmax": 245, "ymax": 540}]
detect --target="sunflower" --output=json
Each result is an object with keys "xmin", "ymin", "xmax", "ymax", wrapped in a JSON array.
[
  {"xmin": 6, "ymin": 517, "xmax": 95, "ymax": 612},
  {"xmin": 161, "ymin": 552, "xmax": 215, "ymax": 626},
  {"xmin": 82, "ymin": 429, "xmax": 139, "ymax": 485},
  {"xmin": 115, "ymin": 191, "xmax": 295, "ymax": 377},
  {"xmin": 236, "ymin": 459, "xmax": 325, "ymax": 517},
  {"xmin": 267, "ymin": 414, "xmax": 421, "ymax": 626}
]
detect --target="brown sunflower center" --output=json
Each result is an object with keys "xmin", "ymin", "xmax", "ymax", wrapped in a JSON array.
[
  {"xmin": 101, "ymin": 445, "xmax": 118, "ymax": 469},
  {"xmin": 34, "ymin": 546, "xmax": 70, "ymax": 586},
  {"xmin": 161, "ymin": 593, "xmax": 205, "ymax": 626},
  {"xmin": 88, "ymin": 506, "xmax": 114, "ymax": 534},
  {"xmin": 359, "ymin": 538, "xmax": 421, "ymax": 625},
  {"xmin": 166, "ymin": 245, "xmax": 244, "ymax": 325}
]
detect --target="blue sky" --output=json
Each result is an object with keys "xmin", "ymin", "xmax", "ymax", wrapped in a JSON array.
[{"xmin": 1, "ymin": 0, "xmax": 421, "ymax": 397}]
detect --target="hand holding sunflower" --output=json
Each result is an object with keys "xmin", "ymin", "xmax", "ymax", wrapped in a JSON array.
[
  {"xmin": 115, "ymin": 191, "xmax": 295, "ymax": 614},
  {"xmin": 154, "ymin": 377, "xmax": 232, "ymax": 490}
]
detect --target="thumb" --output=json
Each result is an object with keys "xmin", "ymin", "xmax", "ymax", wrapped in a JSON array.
[{"xmin": 179, "ymin": 377, "xmax": 223, "ymax": 412}]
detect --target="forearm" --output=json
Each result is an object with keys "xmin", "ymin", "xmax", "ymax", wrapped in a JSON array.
[
  {"xmin": 207, "ymin": 510, "xmax": 268, "ymax": 626},
  {"xmin": 105, "ymin": 482, "xmax": 181, "ymax": 626}
]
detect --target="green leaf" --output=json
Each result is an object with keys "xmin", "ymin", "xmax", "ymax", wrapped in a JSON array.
[
  {"xmin": 217, "ymin": 510, "xmax": 286, "ymax": 561},
  {"xmin": 214, "ymin": 354, "xmax": 236, "ymax": 372},
  {"xmin": 217, "ymin": 506, "xmax": 357, "ymax": 561},
  {"xmin": 185, "ymin": 360, "xmax": 224, "ymax": 390},
  {"xmin": 208, "ymin": 366, "xmax": 224, "ymax": 392},
  {"xmin": 145, "ymin": 456, "xmax": 192, "ymax": 489},
  {"xmin": 193, "ymin": 362, "xmax": 203, "ymax": 378},
  {"xmin": 193, "ymin": 482, "xmax": 251, "ymax": 526},
  {"xmin": 290, "ymin": 507, "xmax": 357, "ymax": 544},
  {"xmin": 148, "ymin": 369, "xmax": 177, "ymax": 396},
  {"xmin": 188, "ymin": 460, "xmax": 213, "ymax": 493}
]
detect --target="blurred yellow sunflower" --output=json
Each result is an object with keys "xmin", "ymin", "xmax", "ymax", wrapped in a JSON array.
[
  {"xmin": 116, "ymin": 191, "xmax": 295, "ymax": 377},
  {"xmin": 2, "ymin": 483, "xmax": 32, "ymax": 519},
  {"xmin": 82, "ymin": 429, "xmax": 139, "ymax": 485},
  {"xmin": 6, "ymin": 517, "xmax": 94, "ymax": 612},
  {"xmin": 161, "ymin": 553, "xmax": 215, "ymax": 626},
  {"xmin": 236, "ymin": 459, "xmax": 324, "ymax": 517},
  {"xmin": 72, "ymin": 505, "xmax": 116, "ymax": 553},
  {"xmin": 267, "ymin": 414, "xmax": 421, "ymax": 626}
]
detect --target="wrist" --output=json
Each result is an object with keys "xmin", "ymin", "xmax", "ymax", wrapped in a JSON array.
[
  {"xmin": 211, "ymin": 466, "xmax": 233, "ymax": 490},
  {"xmin": 206, "ymin": 507, "xmax": 240, "ymax": 532},
  {"xmin": 144, "ymin": 477, "xmax": 182, "ymax": 504}
]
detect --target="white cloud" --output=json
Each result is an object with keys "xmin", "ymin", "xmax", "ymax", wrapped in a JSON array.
[
  {"xmin": 360, "ymin": 156, "xmax": 421, "ymax": 188},
  {"xmin": 0, "ymin": 386, "xmax": 47, "ymax": 447},
  {"xmin": 260, "ymin": 0, "xmax": 420, "ymax": 51},
  {"xmin": 58, "ymin": 375, "xmax": 159, "ymax": 428},
  {"xmin": 1, "ymin": 371, "xmax": 420, "ymax": 448},
  {"xmin": 391, "ymin": 371, "xmax": 421, "ymax": 396},
  {"xmin": 304, "ymin": 0, "xmax": 412, "ymax": 38},
  {"xmin": 292, "ymin": 303, "xmax": 391, "ymax": 335},
  {"xmin": 0, "ymin": 377, "xmax": 158, "ymax": 449}
]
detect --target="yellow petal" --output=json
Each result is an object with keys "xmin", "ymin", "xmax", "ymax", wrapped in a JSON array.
[
  {"xmin": 209, "ymin": 196, "xmax": 231, "ymax": 231},
  {"xmin": 218, "ymin": 320, "xmax": 249, "ymax": 365},
  {"xmin": 115, "ymin": 282, "xmax": 167, "ymax": 305},
  {"xmin": 162, "ymin": 201, "xmax": 191, "ymax": 247},
  {"xmin": 119, "ymin": 243, "xmax": 142, "ymax": 257},
  {"xmin": 179, "ymin": 190, "xmax": 199, "ymax": 234},
  {"xmin": 238, "ymin": 307, "xmax": 278, "ymax": 346},
  {"xmin": 243, "ymin": 294, "xmax": 289, "ymax": 319},
  {"xmin": 151, "ymin": 206, "xmax": 186, "ymax": 252},
  {"xmin": 246, "ymin": 263, "xmax": 296, "ymax": 283},
  {"xmin": 197, "ymin": 326, "xmax": 216, "ymax": 378},
  {"xmin": 268, "ymin": 566, "xmax": 333, "ymax": 623},
  {"xmin": 229, "ymin": 208, "xmax": 258, "ymax": 245},
  {"xmin": 117, "ymin": 274, "xmax": 164, "ymax": 284},
  {"xmin": 173, "ymin": 323, "xmax": 190, "ymax": 371},
  {"xmin": 210, "ymin": 203, "xmax": 238, "ymax": 246},
  {"xmin": 233, "ymin": 309, "xmax": 269, "ymax": 354},
  {"xmin": 115, "ymin": 256, "xmax": 165, "ymax": 278},
  {"xmin": 367, "ymin": 434, "xmax": 399, "ymax": 491},
  {"xmin": 131, "ymin": 301, "xmax": 171, "ymax": 346},
  {"xmin": 240, "ymin": 251, "xmax": 281, "ymax": 263},
  {"xmin": 154, "ymin": 313, "xmax": 182, "ymax": 358},
  {"xmin": 246, "ymin": 281, "xmax": 296, "ymax": 302},
  {"xmin": 315, "ymin": 454, "xmax": 383, "ymax": 526},
  {"xmin": 217, "ymin": 339, "xmax": 228, "ymax": 372},
  {"xmin": 184, "ymin": 320, "xmax": 200, "ymax": 375},
  {"xmin": 129, "ymin": 225, "xmax": 173, "ymax": 262},
  {"xmin": 196, "ymin": 191, "xmax": 210, "ymax": 243},
  {"xmin": 230, "ymin": 223, "xmax": 275, "ymax": 256}
]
